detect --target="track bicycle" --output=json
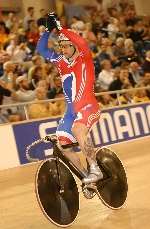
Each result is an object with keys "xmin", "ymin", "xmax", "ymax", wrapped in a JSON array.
[{"xmin": 26, "ymin": 135, "xmax": 128, "ymax": 227}]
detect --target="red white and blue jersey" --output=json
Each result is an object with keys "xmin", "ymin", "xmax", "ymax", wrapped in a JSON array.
[
  {"xmin": 37, "ymin": 28, "xmax": 98, "ymax": 112},
  {"xmin": 37, "ymin": 28, "xmax": 100, "ymax": 143}
]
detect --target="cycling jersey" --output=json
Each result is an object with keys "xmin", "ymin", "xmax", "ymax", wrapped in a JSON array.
[{"xmin": 37, "ymin": 28, "xmax": 100, "ymax": 143}]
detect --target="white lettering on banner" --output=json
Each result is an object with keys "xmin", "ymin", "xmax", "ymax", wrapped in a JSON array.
[
  {"xmin": 130, "ymin": 107, "xmax": 149, "ymax": 136},
  {"xmin": 100, "ymin": 113, "xmax": 117, "ymax": 143},
  {"xmin": 114, "ymin": 110, "xmax": 134, "ymax": 139},
  {"xmin": 37, "ymin": 104, "xmax": 150, "ymax": 149},
  {"xmin": 146, "ymin": 105, "xmax": 150, "ymax": 128},
  {"xmin": 39, "ymin": 121, "xmax": 58, "ymax": 139}
]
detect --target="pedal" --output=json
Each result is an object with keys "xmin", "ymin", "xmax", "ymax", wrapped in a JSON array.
[{"xmin": 82, "ymin": 184, "xmax": 97, "ymax": 199}]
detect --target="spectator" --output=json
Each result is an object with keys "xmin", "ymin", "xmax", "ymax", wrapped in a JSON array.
[
  {"xmin": 113, "ymin": 66, "xmax": 121, "ymax": 80},
  {"xmin": 15, "ymin": 75, "xmax": 35, "ymax": 102},
  {"xmin": 1, "ymin": 61, "xmax": 16, "ymax": 89},
  {"xmin": 5, "ymin": 13, "xmax": 15, "ymax": 30},
  {"xmin": 27, "ymin": 86, "xmax": 50, "ymax": 119},
  {"xmin": 23, "ymin": 7, "xmax": 35, "ymax": 31},
  {"xmin": 59, "ymin": 15, "xmax": 68, "ymax": 28},
  {"xmin": 141, "ymin": 72, "xmax": 150, "ymax": 86},
  {"xmin": 7, "ymin": 42, "xmax": 31, "ymax": 63},
  {"xmin": 124, "ymin": 8, "xmax": 137, "ymax": 26},
  {"xmin": 112, "ymin": 37, "xmax": 125, "ymax": 59},
  {"xmin": 0, "ymin": 79, "xmax": 22, "ymax": 123},
  {"xmin": 122, "ymin": 48, "xmax": 140, "ymax": 64},
  {"xmin": 6, "ymin": 34, "xmax": 18, "ymax": 57},
  {"xmin": 98, "ymin": 92, "xmax": 115, "ymax": 108},
  {"xmin": 0, "ymin": 80, "xmax": 11, "ymax": 105},
  {"xmin": 138, "ymin": 72, "xmax": 150, "ymax": 98},
  {"xmin": 8, "ymin": 113, "xmax": 22, "ymax": 122},
  {"xmin": 27, "ymin": 86, "xmax": 64, "ymax": 119},
  {"xmin": 127, "ymin": 19, "xmax": 145, "ymax": 55},
  {"xmin": 109, "ymin": 67, "xmax": 132, "ymax": 97},
  {"xmin": 37, "ymin": 79, "xmax": 49, "ymax": 90},
  {"xmin": 29, "ymin": 66, "xmax": 44, "ymax": 89},
  {"xmin": 28, "ymin": 55, "xmax": 44, "ymax": 81},
  {"xmin": 17, "ymin": 28, "xmax": 27, "ymax": 44},
  {"xmin": 117, "ymin": 84, "xmax": 134, "ymax": 105},
  {"xmin": 37, "ymin": 9, "xmax": 47, "ymax": 27},
  {"xmin": 97, "ymin": 42, "xmax": 111, "ymax": 63},
  {"xmin": 129, "ymin": 62, "xmax": 143, "ymax": 85},
  {"xmin": 133, "ymin": 87, "xmax": 150, "ymax": 103},
  {"xmin": 124, "ymin": 38, "xmax": 134, "ymax": 51},
  {"xmin": 71, "ymin": 16, "xmax": 85, "ymax": 32},
  {"xmin": 26, "ymin": 20, "xmax": 39, "ymax": 53},
  {"xmin": 0, "ymin": 44, "xmax": 11, "ymax": 76},
  {"xmin": 107, "ymin": 7, "xmax": 119, "ymax": 19},
  {"xmin": 47, "ymin": 93, "xmax": 66, "ymax": 117},
  {"xmin": 97, "ymin": 59, "xmax": 114, "ymax": 90},
  {"xmin": 47, "ymin": 75, "xmax": 63, "ymax": 99},
  {"xmin": 38, "ymin": 25, "xmax": 46, "ymax": 36},
  {"xmin": 107, "ymin": 17, "xmax": 119, "ymax": 41},
  {"xmin": 0, "ymin": 22, "xmax": 9, "ymax": 46},
  {"xmin": 83, "ymin": 22, "xmax": 97, "ymax": 45}
]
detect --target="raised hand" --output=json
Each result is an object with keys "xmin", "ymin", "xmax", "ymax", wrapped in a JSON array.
[{"xmin": 47, "ymin": 12, "xmax": 62, "ymax": 31}]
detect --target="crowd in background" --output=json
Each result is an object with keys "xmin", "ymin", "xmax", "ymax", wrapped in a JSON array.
[{"xmin": 0, "ymin": 0, "xmax": 150, "ymax": 123}]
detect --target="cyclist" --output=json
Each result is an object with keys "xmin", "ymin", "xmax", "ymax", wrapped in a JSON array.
[{"xmin": 37, "ymin": 13, "xmax": 103, "ymax": 184}]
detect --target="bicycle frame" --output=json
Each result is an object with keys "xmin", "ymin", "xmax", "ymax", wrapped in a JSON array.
[
  {"xmin": 52, "ymin": 140, "xmax": 87, "ymax": 181},
  {"xmin": 26, "ymin": 135, "xmax": 87, "ymax": 181}
]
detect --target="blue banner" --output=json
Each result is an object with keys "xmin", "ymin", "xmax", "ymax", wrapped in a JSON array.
[{"xmin": 12, "ymin": 103, "xmax": 150, "ymax": 165}]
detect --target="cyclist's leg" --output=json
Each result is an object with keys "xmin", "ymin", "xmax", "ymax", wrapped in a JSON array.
[
  {"xmin": 72, "ymin": 104, "xmax": 103, "ymax": 183},
  {"xmin": 56, "ymin": 113, "xmax": 87, "ymax": 175}
]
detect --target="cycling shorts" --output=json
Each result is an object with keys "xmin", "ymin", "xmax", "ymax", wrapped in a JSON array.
[{"xmin": 56, "ymin": 103, "xmax": 100, "ymax": 144}]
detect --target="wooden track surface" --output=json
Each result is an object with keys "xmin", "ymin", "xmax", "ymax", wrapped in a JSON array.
[{"xmin": 0, "ymin": 137, "xmax": 150, "ymax": 229}]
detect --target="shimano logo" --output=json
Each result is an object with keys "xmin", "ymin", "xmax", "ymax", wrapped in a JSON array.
[{"xmin": 91, "ymin": 104, "xmax": 150, "ymax": 146}]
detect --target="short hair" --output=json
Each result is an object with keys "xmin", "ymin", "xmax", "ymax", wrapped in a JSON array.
[
  {"xmin": 27, "ymin": 7, "xmax": 34, "ymax": 12},
  {"xmin": 101, "ymin": 59, "xmax": 111, "ymax": 69}
]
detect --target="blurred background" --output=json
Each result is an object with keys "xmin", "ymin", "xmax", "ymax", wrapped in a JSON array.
[{"xmin": 0, "ymin": 0, "xmax": 150, "ymax": 123}]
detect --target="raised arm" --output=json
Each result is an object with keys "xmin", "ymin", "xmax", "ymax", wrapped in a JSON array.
[
  {"xmin": 40, "ymin": 12, "xmax": 92, "ymax": 61},
  {"xmin": 36, "ymin": 31, "xmax": 60, "ymax": 63}
]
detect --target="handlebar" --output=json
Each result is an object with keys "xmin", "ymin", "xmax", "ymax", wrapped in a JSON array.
[{"xmin": 26, "ymin": 135, "xmax": 78, "ymax": 162}]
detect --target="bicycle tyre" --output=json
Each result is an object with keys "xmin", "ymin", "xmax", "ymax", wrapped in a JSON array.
[{"xmin": 35, "ymin": 158, "xmax": 79, "ymax": 227}]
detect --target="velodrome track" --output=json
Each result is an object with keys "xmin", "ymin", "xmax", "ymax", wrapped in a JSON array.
[{"xmin": 0, "ymin": 137, "xmax": 150, "ymax": 229}]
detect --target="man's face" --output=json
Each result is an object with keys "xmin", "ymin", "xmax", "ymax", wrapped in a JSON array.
[
  {"xmin": 20, "ymin": 79, "xmax": 29, "ymax": 90},
  {"xmin": 59, "ymin": 40, "xmax": 76, "ymax": 59},
  {"xmin": 29, "ymin": 8, "xmax": 34, "ymax": 16},
  {"xmin": 36, "ymin": 88, "xmax": 47, "ymax": 100},
  {"xmin": 120, "ymin": 69, "xmax": 129, "ymax": 82},
  {"xmin": 130, "ymin": 62, "xmax": 139, "ymax": 72}
]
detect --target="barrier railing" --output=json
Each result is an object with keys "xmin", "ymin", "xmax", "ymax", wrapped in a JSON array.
[{"xmin": 0, "ymin": 86, "xmax": 150, "ymax": 123}]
